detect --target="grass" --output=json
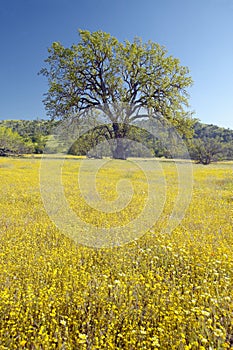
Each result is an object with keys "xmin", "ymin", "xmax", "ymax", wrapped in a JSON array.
[{"xmin": 0, "ymin": 157, "xmax": 233, "ymax": 349}]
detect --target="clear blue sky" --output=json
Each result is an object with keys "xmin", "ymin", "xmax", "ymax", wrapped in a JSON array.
[{"xmin": 1, "ymin": 0, "xmax": 233, "ymax": 129}]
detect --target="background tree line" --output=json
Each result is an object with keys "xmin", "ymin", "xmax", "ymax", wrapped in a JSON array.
[
  {"xmin": 0, "ymin": 119, "xmax": 54, "ymax": 155},
  {"xmin": 0, "ymin": 118, "xmax": 232, "ymax": 164}
]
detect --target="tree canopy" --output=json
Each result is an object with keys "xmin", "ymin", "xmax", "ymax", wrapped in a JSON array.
[{"xmin": 40, "ymin": 30, "xmax": 194, "ymax": 158}]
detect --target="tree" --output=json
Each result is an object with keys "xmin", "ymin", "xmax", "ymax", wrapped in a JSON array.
[
  {"xmin": 68, "ymin": 124, "xmax": 154, "ymax": 158},
  {"xmin": 189, "ymin": 137, "xmax": 224, "ymax": 165},
  {"xmin": 0, "ymin": 119, "xmax": 55, "ymax": 154},
  {"xmin": 187, "ymin": 121, "xmax": 233, "ymax": 163},
  {"xmin": 0, "ymin": 126, "xmax": 33, "ymax": 156},
  {"xmin": 40, "ymin": 29, "xmax": 194, "ymax": 159}
]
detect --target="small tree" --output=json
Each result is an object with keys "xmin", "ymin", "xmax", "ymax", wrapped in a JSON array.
[
  {"xmin": 40, "ymin": 29, "xmax": 194, "ymax": 159},
  {"xmin": 0, "ymin": 126, "xmax": 33, "ymax": 156},
  {"xmin": 189, "ymin": 137, "xmax": 223, "ymax": 165}
]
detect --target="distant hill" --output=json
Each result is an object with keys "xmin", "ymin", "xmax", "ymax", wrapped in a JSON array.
[{"xmin": 193, "ymin": 121, "xmax": 233, "ymax": 143}]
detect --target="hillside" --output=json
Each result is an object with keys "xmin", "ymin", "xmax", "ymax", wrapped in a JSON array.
[{"xmin": 0, "ymin": 119, "xmax": 232, "ymax": 162}]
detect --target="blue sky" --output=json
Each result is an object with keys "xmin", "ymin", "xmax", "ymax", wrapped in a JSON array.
[{"xmin": 0, "ymin": 0, "xmax": 233, "ymax": 129}]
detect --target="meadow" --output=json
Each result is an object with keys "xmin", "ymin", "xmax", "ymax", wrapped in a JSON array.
[{"xmin": 0, "ymin": 156, "xmax": 233, "ymax": 349}]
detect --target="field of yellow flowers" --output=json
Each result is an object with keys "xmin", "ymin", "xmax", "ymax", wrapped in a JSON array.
[{"xmin": 0, "ymin": 156, "xmax": 233, "ymax": 349}]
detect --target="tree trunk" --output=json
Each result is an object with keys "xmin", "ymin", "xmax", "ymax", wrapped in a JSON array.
[
  {"xmin": 111, "ymin": 122, "xmax": 127, "ymax": 160},
  {"xmin": 112, "ymin": 138, "xmax": 126, "ymax": 159},
  {"xmin": 198, "ymin": 154, "xmax": 211, "ymax": 165}
]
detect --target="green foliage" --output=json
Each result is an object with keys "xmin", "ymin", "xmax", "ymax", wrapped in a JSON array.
[
  {"xmin": 40, "ymin": 29, "xmax": 194, "ymax": 158},
  {"xmin": 0, "ymin": 126, "xmax": 33, "ymax": 155},
  {"xmin": 188, "ymin": 122, "xmax": 233, "ymax": 164},
  {"xmin": 193, "ymin": 122, "xmax": 233, "ymax": 142},
  {"xmin": 0, "ymin": 117, "xmax": 232, "ymax": 162},
  {"xmin": 0, "ymin": 119, "xmax": 53, "ymax": 137},
  {"xmin": 68, "ymin": 119, "xmax": 233, "ymax": 162},
  {"xmin": 189, "ymin": 138, "xmax": 223, "ymax": 165},
  {"xmin": 68, "ymin": 124, "xmax": 154, "ymax": 158},
  {"xmin": 0, "ymin": 119, "xmax": 55, "ymax": 154}
]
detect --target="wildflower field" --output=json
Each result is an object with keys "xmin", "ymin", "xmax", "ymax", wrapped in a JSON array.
[{"xmin": 0, "ymin": 156, "xmax": 233, "ymax": 349}]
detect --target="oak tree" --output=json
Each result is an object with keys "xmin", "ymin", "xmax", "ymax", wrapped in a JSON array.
[{"xmin": 40, "ymin": 30, "xmax": 193, "ymax": 159}]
